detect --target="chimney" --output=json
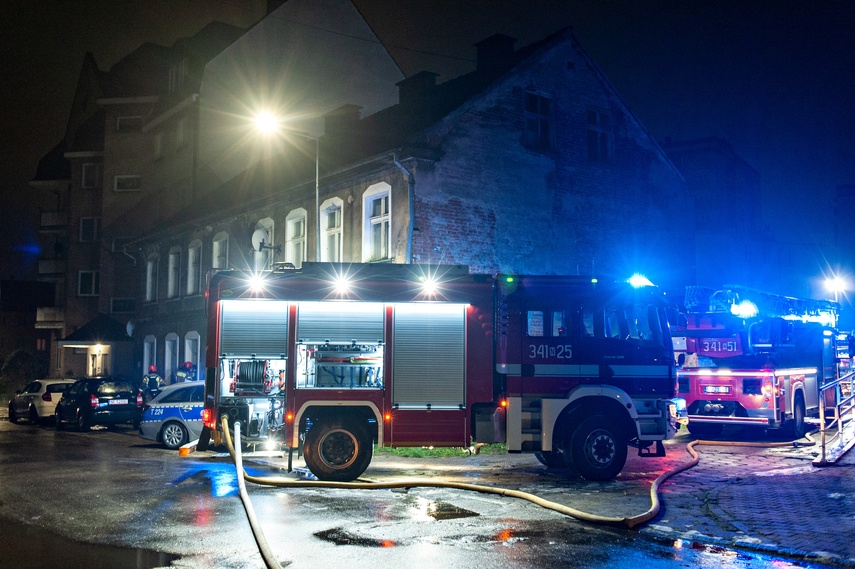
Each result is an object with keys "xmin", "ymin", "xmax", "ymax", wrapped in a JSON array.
[
  {"xmin": 474, "ymin": 34, "xmax": 516, "ymax": 72},
  {"xmin": 396, "ymin": 71, "xmax": 438, "ymax": 106}
]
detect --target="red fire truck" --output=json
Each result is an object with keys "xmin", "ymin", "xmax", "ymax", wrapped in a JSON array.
[
  {"xmin": 200, "ymin": 263, "xmax": 687, "ymax": 481},
  {"xmin": 674, "ymin": 285, "xmax": 847, "ymax": 437}
]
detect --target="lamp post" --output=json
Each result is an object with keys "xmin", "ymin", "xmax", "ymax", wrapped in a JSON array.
[{"xmin": 254, "ymin": 112, "xmax": 321, "ymax": 261}]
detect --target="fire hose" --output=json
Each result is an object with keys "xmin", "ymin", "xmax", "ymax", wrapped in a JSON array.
[{"xmin": 221, "ymin": 416, "xmax": 815, "ymax": 569}]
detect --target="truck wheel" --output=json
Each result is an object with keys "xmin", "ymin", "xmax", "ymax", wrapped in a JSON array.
[
  {"xmin": 534, "ymin": 451, "xmax": 565, "ymax": 468},
  {"xmin": 303, "ymin": 419, "xmax": 372, "ymax": 482},
  {"xmin": 787, "ymin": 394, "xmax": 806, "ymax": 439},
  {"xmin": 564, "ymin": 414, "xmax": 627, "ymax": 481},
  {"xmin": 687, "ymin": 422, "xmax": 723, "ymax": 438}
]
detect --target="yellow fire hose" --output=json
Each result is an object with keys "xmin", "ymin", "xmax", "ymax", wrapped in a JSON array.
[{"xmin": 221, "ymin": 416, "xmax": 815, "ymax": 569}]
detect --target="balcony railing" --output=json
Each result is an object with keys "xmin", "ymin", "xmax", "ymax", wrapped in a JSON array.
[{"xmin": 36, "ymin": 307, "xmax": 65, "ymax": 329}]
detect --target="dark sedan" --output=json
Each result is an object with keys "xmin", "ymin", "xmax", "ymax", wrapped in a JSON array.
[{"xmin": 54, "ymin": 377, "xmax": 144, "ymax": 431}]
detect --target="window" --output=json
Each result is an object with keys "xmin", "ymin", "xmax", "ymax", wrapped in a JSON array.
[
  {"xmin": 153, "ymin": 132, "xmax": 163, "ymax": 159},
  {"xmin": 167, "ymin": 247, "xmax": 181, "ymax": 299},
  {"xmin": 114, "ymin": 175, "xmax": 142, "ymax": 192},
  {"xmin": 145, "ymin": 255, "xmax": 159, "ymax": 302},
  {"xmin": 362, "ymin": 183, "xmax": 391, "ymax": 262},
  {"xmin": 587, "ymin": 108, "xmax": 612, "ymax": 162},
  {"xmin": 79, "ymin": 217, "xmax": 100, "ymax": 242},
  {"xmin": 523, "ymin": 91, "xmax": 554, "ymax": 151},
  {"xmin": 143, "ymin": 335, "xmax": 156, "ymax": 376},
  {"xmin": 165, "ymin": 333, "xmax": 179, "ymax": 383},
  {"xmin": 320, "ymin": 198, "xmax": 343, "ymax": 262},
  {"xmin": 212, "ymin": 232, "xmax": 229, "ymax": 269},
  {"xmin": 82, "ymin": 163, "xmax": 99, "ymax": 188},
  {"xmin": 78, "ymin": 270, "xmax": 99, "ymax": 296},
  {"xmin": 286, "ymin": 209, "xmax": 307, "ymax": 268},
  {"xmin": 111, "ymin": 297, "xmax": 136, "ymax": 313},
  {"xmin": 184, "ymin": 331, "xmax": 200, "ymax": 380},
  {"xmin": 253, "ymin": 218, "xmax": 275, "ymax": 272},
  {"xmin": 116, "ymin": 116, "xmax": 143, "ymax": 132},
  {"xmin": 187, "ymin": 240, "xmax": 202, "ymax": 295}
]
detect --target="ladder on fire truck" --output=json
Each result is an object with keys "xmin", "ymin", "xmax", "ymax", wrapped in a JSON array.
[{"xmin": 684, "ymin": 284, "xmax": 839, "ymax": 322}]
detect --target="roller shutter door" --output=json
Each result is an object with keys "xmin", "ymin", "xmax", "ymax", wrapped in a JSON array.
[
  {"xmin": 392, "ymin": 303, "xmax": 466, "ymax": 408},
  {"xmin": 220, "ymin": 300, "xmax": 288, "ymax": 358}
]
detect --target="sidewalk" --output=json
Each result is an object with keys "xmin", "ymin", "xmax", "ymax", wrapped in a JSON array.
[{"xmin": 644, "ymin": 431, "xmax": 855, "ymax": 567}]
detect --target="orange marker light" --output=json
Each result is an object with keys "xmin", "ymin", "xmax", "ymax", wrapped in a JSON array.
[
  {"xmin": 384, "ymin": 413, "xmax": 392, "ymax": 422},
  {"xmin": 286, "ymin": 413, "xmax": 294, "ymax": 422},
  {"xmin": 500, "ymin": 400, "xmax": 508, "ymax": 408}
]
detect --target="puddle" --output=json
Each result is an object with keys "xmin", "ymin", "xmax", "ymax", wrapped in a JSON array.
[
  {"xmin": 0, "ymin": 516, "xmax": 179, "ymax": 568},
  {"xmin": 314, "ymin": 527, "xmax": 396, "ymax": 547},
  {"xmin": 407, "ymin": 496, "xmax": 480, "ymax": 520}
]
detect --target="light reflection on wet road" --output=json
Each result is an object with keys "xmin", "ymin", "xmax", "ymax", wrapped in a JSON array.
[{"xmin": 0, "ymin": 419, "xmax": 838, "ymax": 569}]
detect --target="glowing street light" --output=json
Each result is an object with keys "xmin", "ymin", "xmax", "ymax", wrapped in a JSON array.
[{"xmin": 253, "ymin": 111, "xmax": 280, "ymax": 135}]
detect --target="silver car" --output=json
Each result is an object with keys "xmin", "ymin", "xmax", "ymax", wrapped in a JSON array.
[
  {"xmin": 139, "ymin": 381, "xmax": 205, "ymax": 449},
  {"xmin": 8, "ymin": 379, "xmax": 75, "ymax": 424}
]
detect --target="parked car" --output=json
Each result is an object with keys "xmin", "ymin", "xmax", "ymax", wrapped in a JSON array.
[
  {"xmin": 8, "ymin": 379, "xmax": 75, "ymax": 424},
  {"xmin": 139, "ymin": 381, "xmax": 205, "ymax": 449},
  {"xmin": 55, "ymin": 377, "xmax": 144, "ymax": 431}
]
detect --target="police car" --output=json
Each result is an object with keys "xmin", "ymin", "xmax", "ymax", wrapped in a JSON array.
[{"xmin": 139, "ymin": 381, "xmax": 205, "ymax": 449}]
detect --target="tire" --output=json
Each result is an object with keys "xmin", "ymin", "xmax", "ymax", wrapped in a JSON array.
[
  {"xmin": 303, "ymin": 419, "xmax": 373, "ymax": 482},
  {"xmin": 564, "ymin": 414, "xmax": 628, "ymax": 481},
  {"xmin": 29, "ymin": 406, "xmax": 39, "ymax": 425},
  {"xmin": 687, "ymin": 422, "xmax": 724, "ymax": 438},
  {"xmin": 54, "ymin": 408, "xmax": 64, "ymax": 430},
  {"xmin": 76, "ymin": 411, "xmax": 90, "ymax": 432},
  {"xmin": 534, "ymin": 451, "xmax": 565, "ymax": 468},
  {"xmin": 8, "ymin": 403, "xmax": 18, "ymax": 424},
  {"xmin": 161, "ymin": 421, "xmax": 189, "ymax": 450},
  {"xmin": 787, "ymin": 394, "xmax": 806, "ymax": 439}
]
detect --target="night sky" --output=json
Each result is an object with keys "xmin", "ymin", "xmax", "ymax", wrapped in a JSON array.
[{"xmin": 2, "ymin": 0, "xmax": 853, "ymax": 283}]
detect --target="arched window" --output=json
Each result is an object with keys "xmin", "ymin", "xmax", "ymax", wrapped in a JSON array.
[
  {"xmin": 145, "ymin": 254, "xmax": 159, "ymax": 302},
  {"xmin": 253, "ymin": 218, "xmax": 275, "ymax": 271},
  {"xmin": 164, "ymin": 333, "xmax": 179, "ymax": 384},
  {"xmin": 212, "ymin": 232, "xmax": 229, "ymax": 269},
  {"xmin": 320, "ymin": 197, "xmax": 344, "ymax": 262},
  {"xmin": 286, "ymin": 208, "xmax": 307, "ymax": 268},
  {"xmin": 187, "ymin": 240, "xmax": 202, "ymax": 295},
  {"xmin": 362, "ymin": 182, "xmax": 391, "ymax": 262},
  {"xmin": 167, "ymin": 246, "xmax": 182, "ymax": 298},
  {"xmin": 184, "ymin": 331, "xmax": 201, "ymax": 381}
]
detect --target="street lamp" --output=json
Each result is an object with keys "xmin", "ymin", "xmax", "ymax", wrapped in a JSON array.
[{"xmin": 253, "ymin": 111, "xmax": 321, "ymax": 261}]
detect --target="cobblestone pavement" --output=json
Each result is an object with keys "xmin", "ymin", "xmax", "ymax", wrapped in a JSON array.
[
  {"xmin": 352, "ymin": 427, "xmax": 854, "ymax": 568},
  {"xmin": 644, "ymin": 430, "xmax": 855, "ymax": 567}
]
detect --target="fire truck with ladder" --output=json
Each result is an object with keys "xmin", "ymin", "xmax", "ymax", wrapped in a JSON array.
[
  {"xmin": 200, "ymin": 263, "xmax": 687, "ymax": 481},
  {"xmin": 673, "ymin": 285, "xmax": 850, "ymax": 437}
]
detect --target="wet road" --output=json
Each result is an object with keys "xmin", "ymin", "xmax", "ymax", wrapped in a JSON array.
[{"xmin": 0, "ymin": 419, "xmax": 838, "ymax": 569}]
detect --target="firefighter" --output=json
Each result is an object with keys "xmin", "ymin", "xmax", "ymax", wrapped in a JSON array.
[
  {"xmin": 143, "ymin": 365, "xmax": 162, "ymax": 398},
  {"xmin": 176, "ymin": 361, "xmax": 195, "ymax": 383}
]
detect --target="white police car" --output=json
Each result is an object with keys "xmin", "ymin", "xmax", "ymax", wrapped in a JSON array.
[{"xmin": 139, "ymin": 381, "xmax": 205, "ymax": 449}]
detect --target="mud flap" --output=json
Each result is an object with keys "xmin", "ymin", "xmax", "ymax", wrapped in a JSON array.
[{"xmin": 637, "ymin": 440, "xmax": 666, "ymax": 457}]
